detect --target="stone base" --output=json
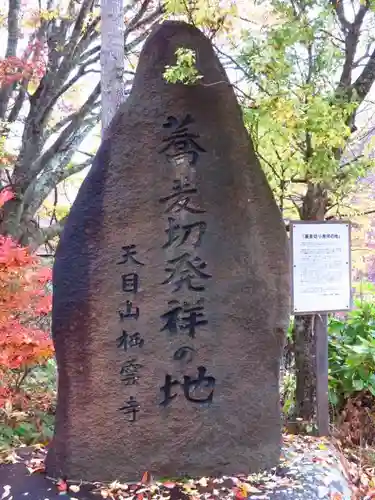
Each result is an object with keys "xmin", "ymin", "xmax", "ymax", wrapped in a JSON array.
[{"xmin": 0, "ymin": 439, "xmax": 352, "ymax": 500}]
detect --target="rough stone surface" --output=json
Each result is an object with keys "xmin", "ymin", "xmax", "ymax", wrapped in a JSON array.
[{"xmin": 46, "ymin": 20, "xmax": 290, "ymax": 482}]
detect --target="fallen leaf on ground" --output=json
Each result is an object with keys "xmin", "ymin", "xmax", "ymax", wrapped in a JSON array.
[
  {"xmin": 56, "ymin": 477, "xmax": 68, "ymax": 493},
  {"xmin": 1, "ymin": 485, "xmax": 11, "ymax": 500},
  {"xmin": 197, "ymin": 477, "xmax": 208, "ymax": 487},
  {"xmin": 141, "ymin": 471, "xmax": 152, "ymax": 484},
  {"xmin": 163, "ymin": 482, "xmax": 176, "ymax": 489},
  {"xmin": 26, "ymin": 457, "xmax": 45, "ymax": 474},
  {"xmin": 69, "ymin": 484, "xmax": 81, "ymax": 493}
]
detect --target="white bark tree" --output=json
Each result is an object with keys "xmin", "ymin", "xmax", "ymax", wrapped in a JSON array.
[
  {"xmin": 101, "ymin": 0, "xmax": 125, "ymax": 133},
  {"xmin": 0, "ymin": 0, "xmax": 163, "ymax": 248}
]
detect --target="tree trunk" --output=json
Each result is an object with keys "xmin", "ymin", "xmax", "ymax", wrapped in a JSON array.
[
  {"xmin": 293, "ymin": 314, "xmax": 316, "ymax": 420},
  {"xmin": 293, "ymin": 182, "xmax": 328, "ymax": 422},
  {"xmin": 100, "ymin": 0, "xmax": 125, "ymax": 134}
]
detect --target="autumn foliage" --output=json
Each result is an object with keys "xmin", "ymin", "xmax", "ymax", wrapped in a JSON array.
[
  {"xmin": 0, "ymin": 188, "xmax": 53, "ymax": 403},
  {"xmin": 0, "ymin": 40, "xmax": 46, "ymax": 88}
]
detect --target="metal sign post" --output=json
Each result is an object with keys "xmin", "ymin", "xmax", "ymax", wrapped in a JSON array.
[
  {"xmin": 315, "ymin": 313, "xmax": 329, "ymax": 436},
  {"xmin": 290, "ymin": 221, "xmax": 352, "ymax": 436}
]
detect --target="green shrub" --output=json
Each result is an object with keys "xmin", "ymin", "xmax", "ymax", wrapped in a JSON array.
[
  {"xmin": 0, "ymin": 359, "xmax": 56, "ymax": 453},
  {"xmin": 328, "ymin": 293, "xmax": 375, "ymax": 408},
  {"xmin": 280, "ymin": 318, "xmax": 295, "ymax": 419}
]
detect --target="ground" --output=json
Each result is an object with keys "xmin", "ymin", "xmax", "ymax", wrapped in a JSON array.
[{"xmin": 0, "ymin": 434, "xmax": 368, "ymax": 500}]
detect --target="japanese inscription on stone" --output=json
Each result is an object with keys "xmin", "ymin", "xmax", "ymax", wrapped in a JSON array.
[
  {"xmin": 116, "ymin": 244, "xmax": 145, "ymax": 421},
  {"xmin": 159, "ymin": 114, "xmax": 215, "ymax": 407}
]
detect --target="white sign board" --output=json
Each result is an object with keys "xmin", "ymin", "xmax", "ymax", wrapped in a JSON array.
[{"xmin": 290, "ymin": 221, "xmax": 352, "ymax": 314}]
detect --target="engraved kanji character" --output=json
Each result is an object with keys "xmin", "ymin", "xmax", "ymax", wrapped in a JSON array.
[
  {"xmin": 117, "ymin": 245, "xmax": 144, "ymax": 266},
  {"xmin": 118, "ymin": 396, "xmax": 140, "ymax": 422},
  {"xmin": 159, "ymin": 115, "xmax": 206, "ymax": 165},
  {"xmin": 117, "ymin": 331, "xmax": 144, "ymax": 351},
  {"xmin": 119, "ymin": 300, "xmax": 140, "ymax": 320},
  {"xmin": 159, "ymin": 366, "xmax": 216, "ymax": 407},
  {"xmin": 159, "ymin": 178, "xmax": 205, "ymax": 214},
  {"xmin": 163, "ymin": 217, "xmax": 207, "ymax": 248},
  {"xmin": 120, "ymin": 358, "xmax": 143, "ymax": 385},
  {"xmin": 173, "ymin": 346, "xmax": 196, "ymax": 364},
  {"xmin": 160, "ymin": 298, "xmax": 207, "ymax": 338},
  {"xmin": 122, "ymin": 273, "xmax": 139, "ymax": 293},
  {"xmin": 162, "ymin": 253, "xmax": 211, "ymax": 292}
]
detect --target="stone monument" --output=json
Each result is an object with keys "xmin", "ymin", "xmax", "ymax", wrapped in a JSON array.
[{"xmin": 46, "ymin": 20, "xmax": 290, "ymax": 482}]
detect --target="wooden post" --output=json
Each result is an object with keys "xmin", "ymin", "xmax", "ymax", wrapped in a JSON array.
[{"xmin": 315, "ymin": 313, "xmax": 329, "ymax": 436}]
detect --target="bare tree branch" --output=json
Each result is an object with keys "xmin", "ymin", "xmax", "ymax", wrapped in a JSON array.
[
  {"xmin": 331, "ymin": 0, "xmax": 352, "ymax": 33},
  {"xmin": 28, "ymin": 216, "xmax": 68, "ymax": 251},
  {"xmin": 352, "ymin": 47, "xmax": 375, "ymax": 102},
  {"xmin": 29, "ymin": 82, "xmax": 101, "ymax": 180},
  {"xmin": 23, "ymin": 118, "xmax": 99, "ymax": 216},
  {"xmin": 0, "ymin": 0, "xmax": 163, "ymax": 244},
  {"xmin": 337, "ymin": 3, "xmax": 368, "ymax": 92}
]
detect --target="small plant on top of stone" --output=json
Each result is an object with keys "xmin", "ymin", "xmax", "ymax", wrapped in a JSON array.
[{"xmin": 163, "ymin": 47, "xmax": 203, "ymax": 85}]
